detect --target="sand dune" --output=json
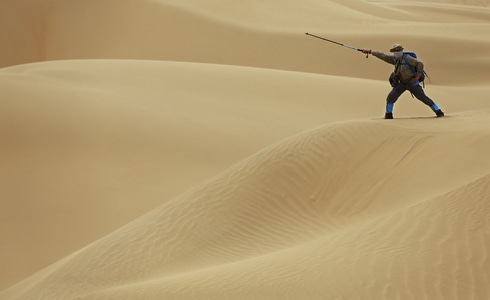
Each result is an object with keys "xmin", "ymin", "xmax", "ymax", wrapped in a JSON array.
[
  {"xmin": 1, "ymin": 0, "xmax": 490, "ymax": 298},
  {"xmin": 0, "ymin": 60, "xmax": 385, "ymax": 289},
  {"xmin": 2, "ymin": 112, "xmax": 490, "ymax": 299},
  {"xmin": 2, "ymin": 0, "xmax": 490, "ymax": 84}
]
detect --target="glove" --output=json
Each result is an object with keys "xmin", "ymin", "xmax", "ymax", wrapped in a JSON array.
[{"xmin": 411, "ymin": 76, "xmax": 420, "ymax": 86}]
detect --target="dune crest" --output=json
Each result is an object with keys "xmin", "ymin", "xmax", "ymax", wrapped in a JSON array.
[{"xmin": 2, "ymin": 113, "xmax": 490, "ymax": 299}]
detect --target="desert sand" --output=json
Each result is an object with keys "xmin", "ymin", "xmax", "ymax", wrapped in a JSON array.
[{"xmin": 1, "ymin": 0, "xmax": 489, "ymax": 299}]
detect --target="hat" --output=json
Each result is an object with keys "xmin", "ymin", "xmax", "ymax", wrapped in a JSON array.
[{"xmin": 390, "ymin": 44, "xmax": 404, "ymax": 52}]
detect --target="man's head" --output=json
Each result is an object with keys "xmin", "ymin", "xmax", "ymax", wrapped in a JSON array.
[
  {"xmin": 390, "ymin": 44, "xmax": 404, "ymax": 58},
  {"xmin": 390, "ymin": 44, "xmax": 404, "ymax": 52}
]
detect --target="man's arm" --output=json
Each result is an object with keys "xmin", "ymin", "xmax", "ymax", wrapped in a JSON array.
[{"xmin": 361, "ymin": 49, "xmax": 395, "ymax": 65}]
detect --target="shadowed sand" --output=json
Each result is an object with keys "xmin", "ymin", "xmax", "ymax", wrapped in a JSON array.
[{"xmin": 1, "ymin": 0, "xmax": 490, "ymax": 298}]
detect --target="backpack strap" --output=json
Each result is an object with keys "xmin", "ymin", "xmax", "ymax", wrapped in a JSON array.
[{"xmin": 403, "ymin": 54, "xmax": 413, "ymax": 73}]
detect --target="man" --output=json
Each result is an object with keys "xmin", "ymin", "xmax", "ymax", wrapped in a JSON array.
[{"xmin": 361, "ymin": 44, "xmax": 444, "ymax": 119}]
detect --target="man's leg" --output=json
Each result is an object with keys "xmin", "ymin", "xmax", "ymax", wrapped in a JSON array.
[
  {"xmin": 385, "ymin": 84, "xmax": 407, "ymax": 119},
  {"xmin": 410, "ymin": 85, "xmax": 445, "ymax": 117}
]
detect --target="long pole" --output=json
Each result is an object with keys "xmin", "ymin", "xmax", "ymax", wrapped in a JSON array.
[{"xmin": 305, "ymin": 33, "xmax": 368, "ymax": 58}]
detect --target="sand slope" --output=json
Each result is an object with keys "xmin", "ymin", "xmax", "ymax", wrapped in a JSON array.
[
  {"xmin": 2, "ymin": 111, "xmax": 490, "ymax": 299},
  {"xmin": 1, "ymin": 0, "xmax": 490, "ymax": 298},
  {"xmin": 0, "ymin": 60, "xmax": 384, "ymax": 289}
]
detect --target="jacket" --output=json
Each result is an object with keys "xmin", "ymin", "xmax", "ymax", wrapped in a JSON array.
[{"xmin": 372, "ymin": 51, "xmax": 424, "ymax": 83}]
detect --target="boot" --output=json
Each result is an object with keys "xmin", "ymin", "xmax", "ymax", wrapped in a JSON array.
[
  {"xmin": 384, "ymin": 112, "xmax": 393, "ymax": 119},
  {"xmin": 435, "ymin": 109, "xmax": 444, "ymax": 117}
]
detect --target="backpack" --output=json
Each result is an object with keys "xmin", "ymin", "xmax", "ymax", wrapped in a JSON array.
[{"xmin": 402, "ymin": 52, "xmax": 430, "ymax": 87}]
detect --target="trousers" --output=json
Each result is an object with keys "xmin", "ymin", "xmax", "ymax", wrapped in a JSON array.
[{"xmin": 386, "ymin": 82, "xmax": 439, "ymax": 113}]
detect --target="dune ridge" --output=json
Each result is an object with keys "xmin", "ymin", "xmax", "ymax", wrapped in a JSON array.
[{"xmin": 2, "ymin": 112, "xmax": 490, "ymax": 299}]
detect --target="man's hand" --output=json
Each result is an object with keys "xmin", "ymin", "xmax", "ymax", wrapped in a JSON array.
[
  {"xmin": 361, "ymin": 49, "xmax": 372, "ymax": 54},
  {"xmin": 412, "ymin": 76, "xmax": 420, "ymax": 83}
]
